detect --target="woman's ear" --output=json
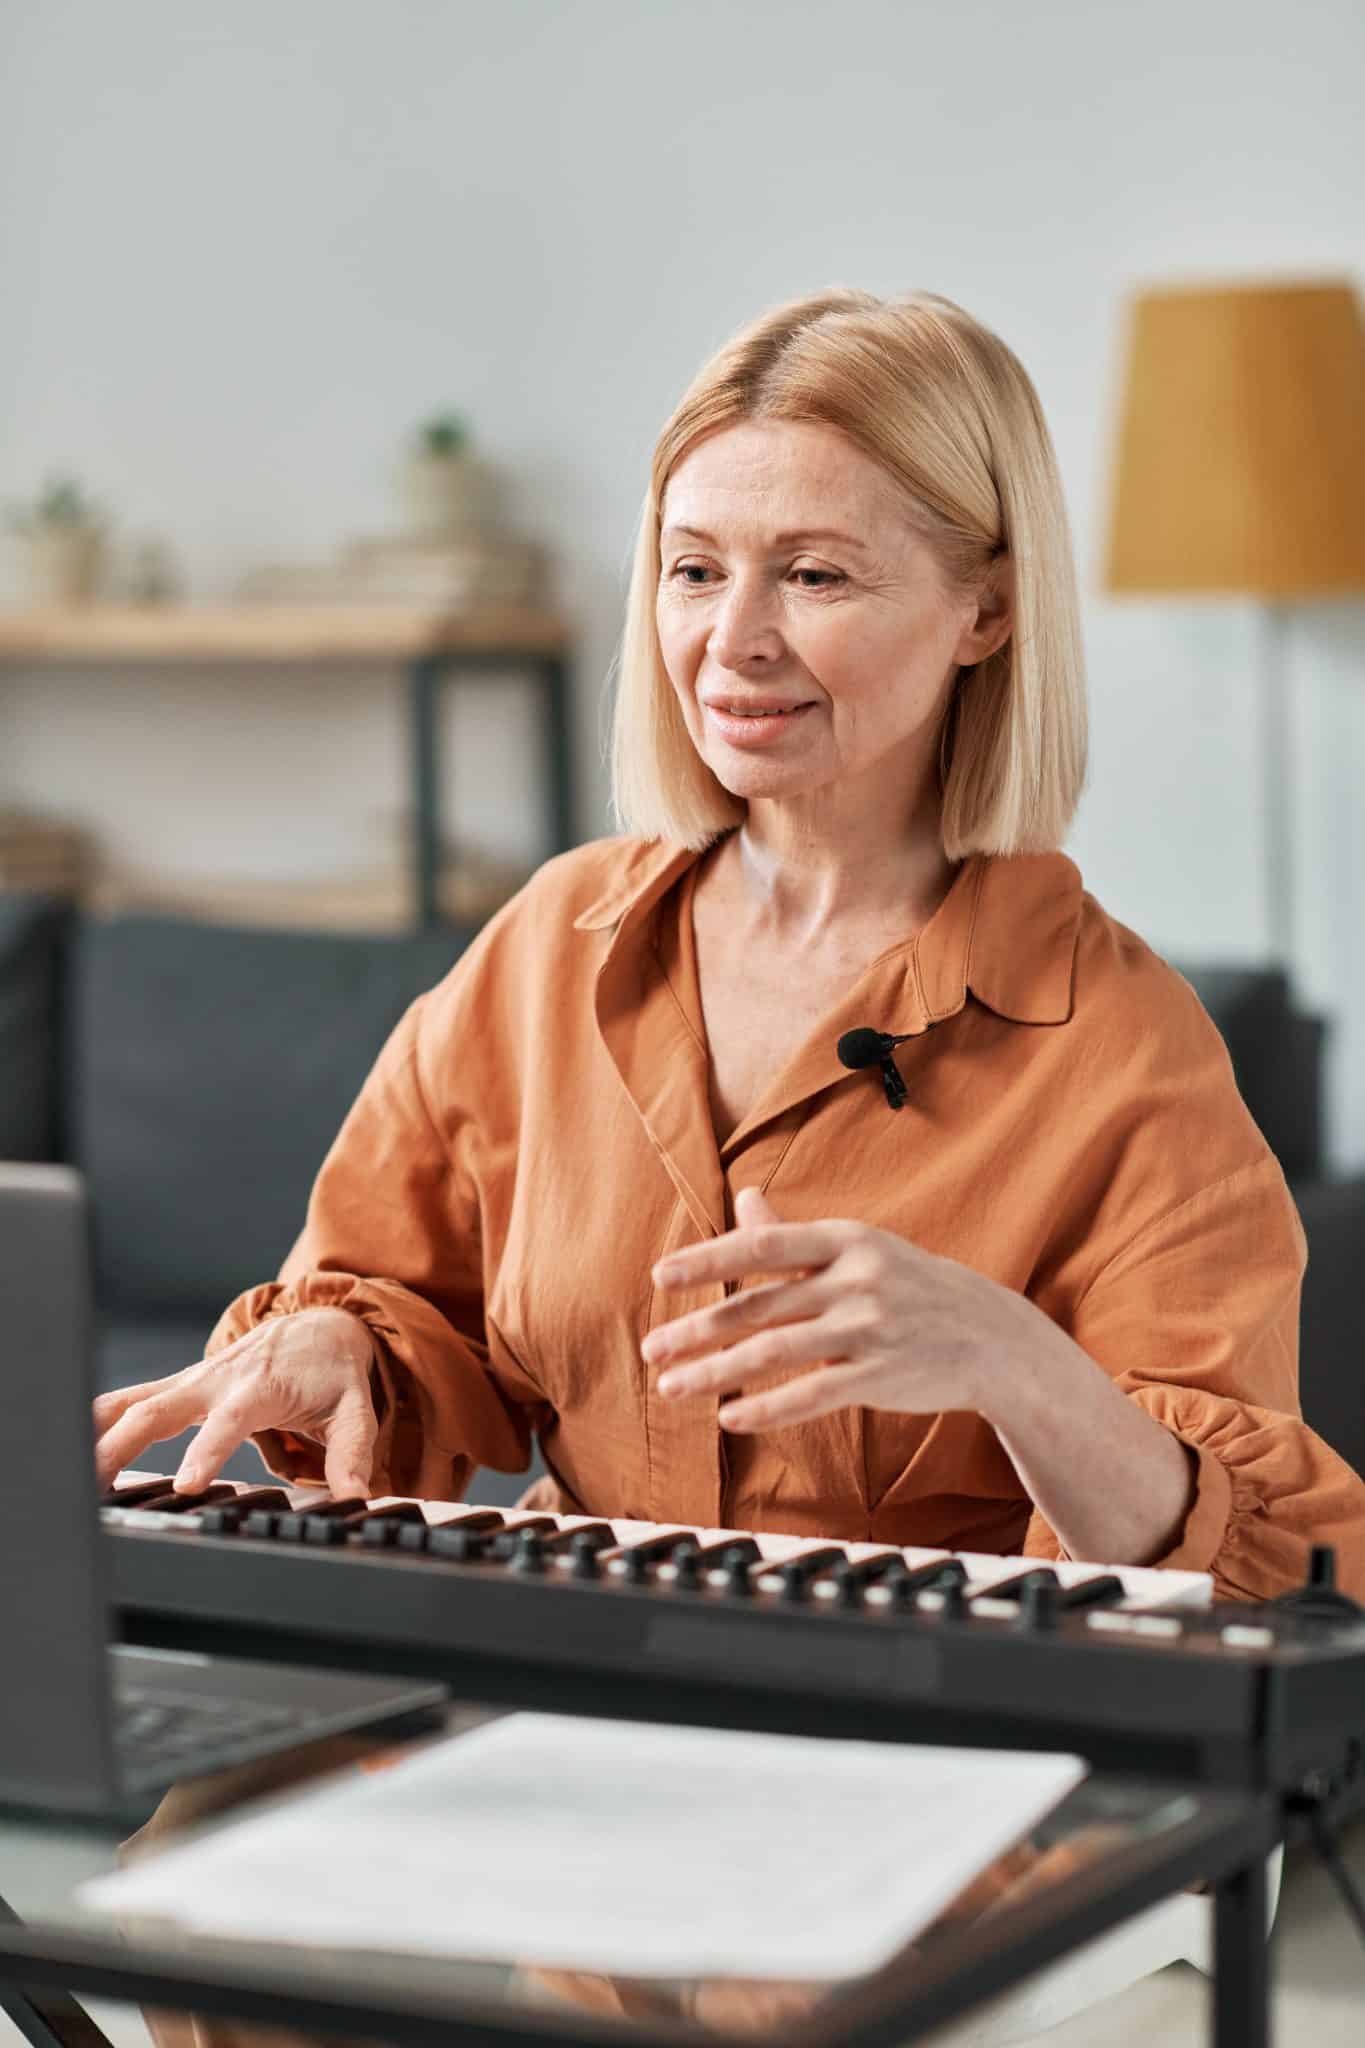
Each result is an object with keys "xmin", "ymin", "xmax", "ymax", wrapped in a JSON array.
[{"xmin": 953, "ymin": 555, "xmax": 1013, "ymax": 667}]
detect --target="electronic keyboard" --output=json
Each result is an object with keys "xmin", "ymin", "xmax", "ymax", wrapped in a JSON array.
[{"xmin": 104, "ymin": 1475, "xmax": 1365, "ymax": 1799}]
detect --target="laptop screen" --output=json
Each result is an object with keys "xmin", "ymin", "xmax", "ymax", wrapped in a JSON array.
[{"xmin": 0, "ymin": 1164, "xmax": 117, "ymax": 1811}]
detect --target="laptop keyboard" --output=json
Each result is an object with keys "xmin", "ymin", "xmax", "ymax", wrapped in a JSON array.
[{"xmin": 115, "ymin": 1683, "xmax": 323, "ymax": 1774}]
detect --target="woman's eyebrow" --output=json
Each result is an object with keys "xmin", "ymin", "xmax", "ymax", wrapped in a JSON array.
[{"xmin": 661, "ymin": 522, "xmax": 870, "ymax": 555}]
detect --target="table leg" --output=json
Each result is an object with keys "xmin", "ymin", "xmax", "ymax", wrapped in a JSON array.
[
  {"xmin": 0, "ymin": 1896, "xmax": 114, "ymax": 2048},
  {"xmin": 409, "ymin": 655, "xmax": 443, "ymax": 931},
  {"xmin": 1212, "ymin": 1851, "xmax": 1270, "ymax": 2048}
]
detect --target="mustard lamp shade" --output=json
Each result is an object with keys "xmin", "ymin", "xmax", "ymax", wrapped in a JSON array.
[{"xmin": 1103, "ymin": 279, "xmax": 1365, "ymax": 598}]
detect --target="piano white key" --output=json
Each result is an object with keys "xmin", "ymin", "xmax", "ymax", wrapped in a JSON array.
[{"xmin": 101, "ymin": 1504, "xmax": 195, "ymax": 1531}]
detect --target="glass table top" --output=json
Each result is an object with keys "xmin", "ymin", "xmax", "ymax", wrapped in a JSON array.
[{"xmin": 0, "ymin": 1706, "xmax": 1271, "ymax": 2048}]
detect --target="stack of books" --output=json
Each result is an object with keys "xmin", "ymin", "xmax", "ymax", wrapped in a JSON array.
[
  {"xmin": 0, "ymin": 809, "xmax": 94, "ymax": 898},
  {"xmin": 237, "ymin": 532, "xmax": 545, "ymax": 609},
  {"xmin": 89, "ymin": 843, "xmax": 533, "ymax": 932}
]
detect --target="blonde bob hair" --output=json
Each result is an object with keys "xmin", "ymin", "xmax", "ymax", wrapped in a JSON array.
[{"xmin": 609, "ymin": 287, "xmax": 1087, "ymax": 857}]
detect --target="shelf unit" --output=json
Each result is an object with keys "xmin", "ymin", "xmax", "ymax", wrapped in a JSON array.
[{"xmin": 0, "ymin": 603, "xmax": 575, "ymax": 929}]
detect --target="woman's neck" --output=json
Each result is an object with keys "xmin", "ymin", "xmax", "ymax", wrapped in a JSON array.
[{"xmin": 719, "ymin": 808, "xmax": 958, "ymax": 952}]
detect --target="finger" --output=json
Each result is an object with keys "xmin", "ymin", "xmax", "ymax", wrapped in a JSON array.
[
  {"xmin": 652, "ymin": 1220, "xmax": 847, "ymax": 1291},
  {"xmin": 94, "ymin": 1385, "xmax": 208, "ymax": 1493},
  {"xmin": 172, "ymin": 1407, "xmax": 254, "ymax": 1492},
  {"xmin": 94, "ymin": 1319, "xmax": 259, "ymax": 1437},
  {"xmin": 718, "ymin": 1361, "xmax": 874, "ymax": 1434},
  {"xmin": 657, "ymin": 1316, "xmax": 853, "ymax": 1402},
  {"xmin": 322, "ymin": 1387, "xmax": 378, "ymax": 1499},
  {"xmin": 645, "ymin": 1271, "xmax": 833, "ymax": 1369},
  {"xmin": 93, "ymin": 1368, "xmax": 205, "ymax": 1438}
]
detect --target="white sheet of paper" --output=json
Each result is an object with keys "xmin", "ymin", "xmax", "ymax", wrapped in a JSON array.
[{"xmin": 82, "ymin": 1713, "xmax": 1087, "ymax": 1980}]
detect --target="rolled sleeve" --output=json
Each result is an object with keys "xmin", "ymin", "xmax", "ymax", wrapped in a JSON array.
[
  {"xmin": 208, "ymin": 1270, "xmax": 530, "ymax": 1499},
  {"xmin": 1026, "ymin": 1158, "xmax": 1365, "ymax": 1601},
  {"xmin": 1129, "ymin": 1433, "xmax": 1234, "ymax": 1578},
  {"xmin": 206, "ymin": 993, "xmax": 540, "ymax": 1499}
]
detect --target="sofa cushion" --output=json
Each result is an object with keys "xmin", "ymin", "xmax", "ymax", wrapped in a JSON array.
[
  {"xmin": 1172, "ymin": 964, "xmax": 1322, "ymax": 1183},
  {"xmin": 73, "ymin": 913, "xmax": 474, "ymax": 1315},
  {"xmin": 0, "ymin": 893, "xmax": 71, "ymax": 1163},
  {"xmin": 1290, "ymin": 1175, "xmax": 1365, "ymax": 1480}
]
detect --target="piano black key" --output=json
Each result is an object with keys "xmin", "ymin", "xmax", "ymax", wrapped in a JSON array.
[
  {"xmin": 970, "ymin": 1567, "xmax": 1059, "ymax": 1604},
  {"xmin": 690, "ymin": 1536, "xmax": 764, "ymax": 1571},
  {"xmin": 822, "ymin": 1551, "xmax": 905, "ymax": 1590},
  {"xmin": 197, "ymin": 1488, "xmax": 292, "ymax": 1534},
  {"xmin": 392, "ymin": 1509, "xmax": 506, "ymax": 1555},
  {"xmin": 762, "ymin": 1548, "xmax": 850, "ymax": 1602},
  {"xmin": 273, "ymin": 1497, "xmax": 369, "ymax": 1543},
  {"xmin": 820, "ymin": 1552, "xmax": 908, "ymax": 1610},
  {"xmin": 103, "ymin": 1477, "xmax": 189, "ymax": 1508},
  {"xmin": 428, "ymin": 1523, "xmax": 505, "ymax": 1562},
  {"xmin": 608, "ymin": 1530, "xmax": 703, "ymax": 1582},
  {"xmin": 1053, "ymin": 1573, "xmax": 1128, "ymax": 1611},
  {"xmin": 126, "ymin": 1483, "xmax": 239, "ymax": 1515},
  {"xmin": 305, "ymin": 1502, "xmax": 428, "ymax": 1546},
  {"xmin": 883, "ymin": 1558, "xmax": 969, "ymax": 1608},
  {"xmin": 614, "ymin": 1529, "xmax": 702, "ymax": 1563},
  {"xmin": 356, "ymin": 1501, "xmax": 426, "ymax": 1528},
  {"xmin": 487, "ymin": 1515, "xmax": 560, "ymax": 1559},
  {"xmin": 764, "ymin": 1546, "xmax": 847, "ymax": 1582},
  {"xmin": 527, "ymin": 1521, "xmax": 618, "ymax": 1559},
  {"xmin": 424, "ymin": 1509, "xmax": 505, "ymax": 1535},
  {"xmin": 656, "ymin": 1537, "xmax": 762, "ymax": 1589}
]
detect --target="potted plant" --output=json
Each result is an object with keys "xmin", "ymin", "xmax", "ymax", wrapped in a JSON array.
[
  {"xmin": 398, "ymin": 411, "xmax": 495, "ymax": 537},
  {"xmin": 6, "ymin": 475, "xmax": 108, "ymax": 604}
]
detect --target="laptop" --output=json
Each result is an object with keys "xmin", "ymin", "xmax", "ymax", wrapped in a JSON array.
[{"xmin": 0, "ymin": 1162, "xmax": 448, "ymax": 1819}]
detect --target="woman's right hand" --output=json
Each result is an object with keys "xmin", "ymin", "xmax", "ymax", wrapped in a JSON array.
[{"xmin": 93, "ymin": 1308, "xmax": 380, "ymax": 1499}]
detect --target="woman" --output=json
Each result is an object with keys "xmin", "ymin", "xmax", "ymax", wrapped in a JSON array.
[{"xmin": 95, "ymin": 286, "xmax": 1365, "ymax": 1600}]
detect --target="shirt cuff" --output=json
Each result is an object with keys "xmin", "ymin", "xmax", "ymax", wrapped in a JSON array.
[{"xmin": 1139, "ymin": 1435, "xmax": 1234, "ymax": 1576}]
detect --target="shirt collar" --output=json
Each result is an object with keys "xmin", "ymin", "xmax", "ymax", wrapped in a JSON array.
[
  {"xmin": 574, "ymin": 836, "xmax": 1081, "ymax": 1028},
  {"xmin": 572, "ymin": 840, "xmax": 698, "ymax": 932},
  {"xmin": 919, "ymin": 850, "xmax": 1082, "ymax": 1026}
]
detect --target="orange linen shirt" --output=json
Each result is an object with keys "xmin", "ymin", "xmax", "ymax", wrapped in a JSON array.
[{"xmin": 211, "ymin": 833, "xmax": 1365, "ymax": 1601}]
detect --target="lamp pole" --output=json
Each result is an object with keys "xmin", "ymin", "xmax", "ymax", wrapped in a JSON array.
[{"xmin": 1260, "ymin": 601, "xmax": 1293, "ymax": 976}]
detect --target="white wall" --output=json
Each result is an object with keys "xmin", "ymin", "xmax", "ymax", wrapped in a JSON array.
[{"xmin": 2, "ymin": 0, "xmax": 1364, "ymax": 1160}]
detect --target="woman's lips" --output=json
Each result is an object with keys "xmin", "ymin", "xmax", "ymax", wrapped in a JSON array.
[{"xmin": 703, "ymin": 702, "xmax": 815, "ymax": 746}]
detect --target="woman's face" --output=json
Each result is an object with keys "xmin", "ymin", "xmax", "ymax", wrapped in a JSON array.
[{"xmin": 656, "ymin": 419, "xmax": 1005, "ymax": 815}]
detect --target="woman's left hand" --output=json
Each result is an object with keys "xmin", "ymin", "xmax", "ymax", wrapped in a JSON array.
[{"xmin": 643, "ymin": 1185, "xmax": 1060, "ymax": 1432}]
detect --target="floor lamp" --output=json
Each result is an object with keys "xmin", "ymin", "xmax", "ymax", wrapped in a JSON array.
[{"xmin": 1100, "ymin": 277, "xmax": 1365, "ymax": 984}]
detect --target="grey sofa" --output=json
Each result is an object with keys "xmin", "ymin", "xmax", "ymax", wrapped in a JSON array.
[{"xmin": 3, "ymin": 892, "xmax": 1363, "ymax": 1493}]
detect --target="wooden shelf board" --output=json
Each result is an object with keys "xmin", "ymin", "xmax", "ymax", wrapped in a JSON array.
[{"xmin": 0, "ymin": 604, "xmax": 570, "ymax": 663}]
